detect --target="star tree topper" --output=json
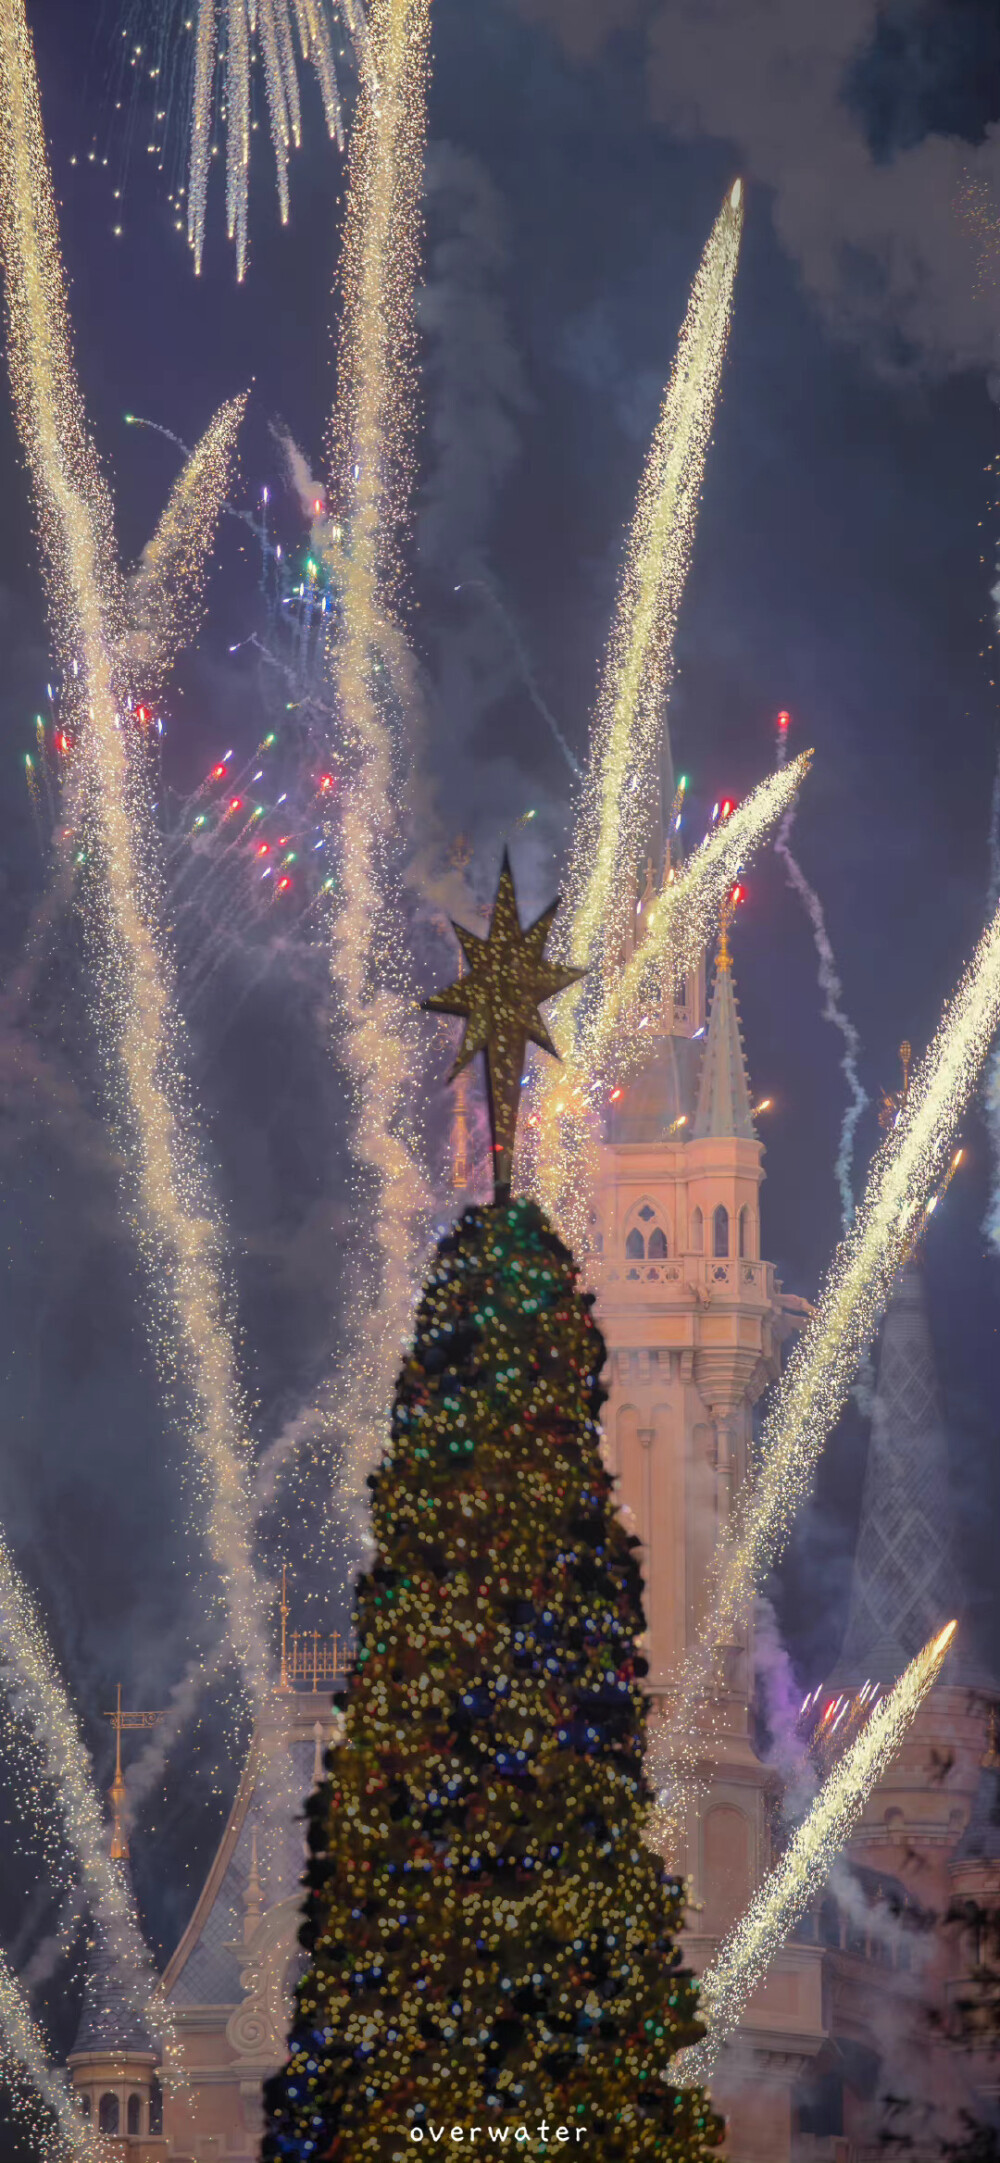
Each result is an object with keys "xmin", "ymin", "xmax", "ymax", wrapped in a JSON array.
[{"xmin": 423, "ymin": 851, "xmax": 585, "ymax": 1205}]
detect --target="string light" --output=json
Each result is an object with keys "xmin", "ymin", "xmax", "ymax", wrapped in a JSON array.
[{"xmin": 670, "ymin": 1624, "xmax": 957, "ymax": 2086}]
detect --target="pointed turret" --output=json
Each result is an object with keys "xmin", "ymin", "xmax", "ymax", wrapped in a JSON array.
[
  {"xmin": 834, "ymin": 1257, "xmax": 981, "ymax": 1686},
  {"xmin": 692, "ymin": 926, "xmax": 756, "ymax": 1141}
]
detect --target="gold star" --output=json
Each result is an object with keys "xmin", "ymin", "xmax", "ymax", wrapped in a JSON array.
[{"xmin": 423, "ymin": 850, "xmax": 585, "ymax": 1203}]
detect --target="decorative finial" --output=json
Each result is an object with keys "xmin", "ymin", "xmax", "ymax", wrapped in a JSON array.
[
  {"xmin": 900, "ymin": 1040, "xmax": 911, "ymax": 1098},
  {"xmin": 423, "ymin": 850, "xmax": 585, "ymax": 1204},
  {"xmin": 109, "ymin": 1683, "xmax": 128, "ymax": 1862},
  {"xmin": 716, "ymin": 887, "xmax": 739, "ymax": 974}
]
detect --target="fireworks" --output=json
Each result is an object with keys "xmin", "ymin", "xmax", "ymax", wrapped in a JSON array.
[
  {"xmin": 322, "ymin": 0, "xmax": 434, "ymax": 1526},
  {"xmin": 773, "ymin": 713, "xmax": 867, "ymax": 1232},
  {"xmin": 126, "ymin": 392, "xmax": 248, "ymax": 687},
  {"xmin": 530, "ymin": 755, "xmax": 811, "ymax": 1247},
  {"xmin": 657, "ymin": 896, "xmax": 1000, "ymax": 1841},
  {"xmin": 185, "ymin": 0, "xmax": 368, "ymax": 280},
  {"xmin": 670, "ymin": 1623, "xmax": 957, "ymax": 2086},
  {"xmin": 561, "ymin": 178, "xmax": 744, "ymax": 988},
  {"xmin": 0, "ymin": 1943, "xmax": 101, "ymax": 2160},
  {"xmin": 0, "ymin": 0, "xmax": 272, "ymax": 1823}
]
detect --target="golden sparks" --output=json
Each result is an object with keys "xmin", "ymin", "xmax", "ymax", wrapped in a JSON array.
[
  {"xmin": 126, "ymin": 391, "xmax": 248, "ymax": 690},
  {"xmin": 321, "ymin": 0, "xmax": 434, "ymax": 1527},
  {"xmin": 188, "ymin": 0, "xmax": 366, "ymax": 280},
  {"xmin": 671, "ymin": 1624, "xmax": 958, "ymax": 2086},
  {"xmin": 654, "ymin": 895, "xmax": 1000, "ymax": 1854},
  {"xmin": 529, "ymin": 755, "xmax": 812, "ymax": 1250},
  {"xmin": 0, "ymin": 0, "xmax": 273, "ymax": 1954},
  {"xmin": 562, "ymin": 179, "xmax": 744, "ymax": 988}
]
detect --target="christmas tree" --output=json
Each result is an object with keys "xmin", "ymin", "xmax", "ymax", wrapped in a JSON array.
[{"xmin": 263, "ymin": 857, "xmax": 720, "ymax": 2160}]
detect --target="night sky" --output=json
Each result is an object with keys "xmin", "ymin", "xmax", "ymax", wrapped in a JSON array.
[{"xmin": 0, "ymin": 0, "xmax": 999, "ymax": 2030}]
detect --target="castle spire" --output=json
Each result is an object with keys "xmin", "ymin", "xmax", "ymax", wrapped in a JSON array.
[
  {"xmin": 833, "ymin": 1256, "xmax": 974, "ymax": 1686},
  {"xmin": 691, "ymin": 920, "xmax": 756, "ymax": 1141}
]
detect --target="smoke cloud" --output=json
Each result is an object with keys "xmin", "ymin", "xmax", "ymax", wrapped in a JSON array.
[{"xmin": 511, "ymin": 0, "xmax": 1000, "ymax": 379}]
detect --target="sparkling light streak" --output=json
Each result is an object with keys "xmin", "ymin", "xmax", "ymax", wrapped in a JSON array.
[
  {"xmin": 321, "ymin": 0, "xmax": 434, "ymax": 1530},
  {"xmin": 127, "ymin": 392, "xmax": 248, "ymax": 688},
  {"xmin": 0, "ymin": 0, "xmax": 272, "ymax": 1872},
  {"xmin": 0, "ymin": 1939, "xmax": 101, "ymax": 2160},
  {"xmin": 657, "ymin": 896, "xmax": 1000, "ymax": 1847},
  {"xmin": 186, "ymin": 0, "xmax": 367, "ymax": 280},
  {"xmin": 670, "ymin": 1623, "xmax": 957, "ymax": 2087},
  {"xmin": 561, "ymin": 179, "xmax": 744, "ymax": 989},
  {"xmin": 530, "ymin": 756, "xmax": 811, "ymax": 1248}
]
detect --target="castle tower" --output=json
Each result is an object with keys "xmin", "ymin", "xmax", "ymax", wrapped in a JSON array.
[
  {"xmin": 593, "ymin": 914, "xmax": 826, "ymax": 2161},
  {"xmin": 66, "ymin": 1726, "xmax": 166, "ymax": 2156}
]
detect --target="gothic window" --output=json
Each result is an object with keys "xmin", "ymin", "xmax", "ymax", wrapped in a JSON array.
[
  {"xmin": 690, "ymin": 1206, "xmax": 703, "ymax": 1254},
  {"xmin": 713, "ymin": 1205, "xmax": 729, "ymax": 1257},
  {"xmin": 648, "ymin": 1226, "xmax": 668, "ymax": 1258},
  {"xmin": 127, "ymin": 2094, "xmax": 143, "ymax": 2137},
  {"xmin": 148, "ymin": 2078, "xmax": 163, "ymax": 2137},
  {"xmin": 738, "ymin": 1205, "xmax": 752, "ymax": 1259},
  {"xmin": 99, "ymin": 2095, "xmax": 120, "ymax": 2136},
  {"xmin": 625, "ymin": 1228, "xmax": 645, "ymax": 1260}
]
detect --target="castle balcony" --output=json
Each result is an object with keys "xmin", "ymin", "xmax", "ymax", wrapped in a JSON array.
[{"xmin": 599, "ymin": 1254, "xmax": 778, "ymax": 1307}]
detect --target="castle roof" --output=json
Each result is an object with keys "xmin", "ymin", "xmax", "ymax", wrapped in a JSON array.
[
  {"xmin": 831, "ymin": 1258, "xmax": 987, "ymax": 1690},
  {"xmin": 691, "ymin": 953, "xmax": 756, "ymax": 1142},
  {"xmin": 603, "ymin": 1032, "xmax": 703, "ymax": 1144},
  {"xmin": 161, "ymin": 1700, "xmax": 330, "ymax": 2011},
  {"xmin": 71, "ymin": 1866, "xmax": 156, "ymax": 2058}
]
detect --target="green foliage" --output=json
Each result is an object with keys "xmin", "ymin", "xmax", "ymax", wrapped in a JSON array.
[{"xmin": 264, "ymin": 1198, "xmax": 721, "ymax": 2159}]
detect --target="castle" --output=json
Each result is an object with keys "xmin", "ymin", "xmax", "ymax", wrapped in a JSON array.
[{"xmin": 66, "ymin": 847, "xmax": 1000, "ymax": 2163}]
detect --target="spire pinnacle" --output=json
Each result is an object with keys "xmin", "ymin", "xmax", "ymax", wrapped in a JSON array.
[{"xmin": 691, "ymin": 923, "xmax": 755, "ymax": 1141}]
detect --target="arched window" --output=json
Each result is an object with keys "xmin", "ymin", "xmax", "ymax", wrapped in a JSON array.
[
  {"xmin": 648, "ymin": 1226, "xmax": 668, "ymax": 1259},
  {"xmin": 148, "ymin": 2077, "xmax": 163, "ymax": 2137},
  {"xmin": 625, "ymin": 1228, "xmax": 645, "ymax": 1260},
  {"xmin": 127, "ymin": 2094, "xmax": 143, "ymax": 2137},
  {"xmin": 99, "ymin": 2094, "xmax": 120, "ymax": 2136},
  {"xmin": 690, "ymin": 1206, "xmax": 703, "ymax": 1255},
  {"xmin": 713, "ymin": 1205, "xmax": 729, "ymax": 1257},
  {"xmin": 738, "ymin": 1205, "xmax": 751, "ymax": 1259},
  {"xmin": 79, "ymin": 2095, "xmax": 91, "ymax": 2120}
]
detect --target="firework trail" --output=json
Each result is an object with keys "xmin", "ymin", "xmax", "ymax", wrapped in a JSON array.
[
  {"xmin": 0, "ymin": 1940, "xmax": 102, "ymax": 2161},
  {"xmin": 321, "ymin": 0, "xmax": 434, "ymax": 1533},
  {"xmin": 655, "ymin": 899, "xmax": 1000, "ymax": 1848},
  {"xmin": 530, "ymin": 756, "xmax": 811, "ymax": 1247},
  {"xmin": 670, "ymin": 1623, "xmax": 956, "ymax": 2086},
  {"xmin": 186, "ymin": 0, "xmax": 367, "ymax": 280},
  {"xmin": 454, "ymin": 576, "xmax": 580, "ymax": 778},
  {"xmin": 774, "ymin": 823, "xmax": 867, "ymax": 1231},
  {"xmin": 560, "ymin": 178, "xmax": 744, "ymax": 996},
  {"xmin": 126, "ymin": 392, "xmax": 248, "ymax": 687},
  {"xmin": 0, "ymin": 0, "xmax": 273, "ymax": 1826},
  {"xmin": 773, "ymin": 710, "xmax": 866, "ymax": 1231}
]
